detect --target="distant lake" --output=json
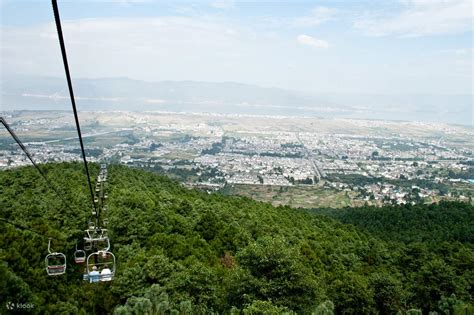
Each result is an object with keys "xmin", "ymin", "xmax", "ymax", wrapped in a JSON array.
[{"xmin": 469, "ymin": 179, "xmax": 474, "ymax": 184}]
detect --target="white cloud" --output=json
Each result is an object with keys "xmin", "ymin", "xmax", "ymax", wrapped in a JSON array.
[
  {"xmin": 440, "ymin": 48, "xmax": 471, "ymax": 55},
  {"xmin": 296, "ymin": 34, "xmax": 329, "ymax": 49},
  {"xmin": 0, "ymin": 17, "xmax": 285, "ymax": 84},
  {"xmin": 1, "ymin": 9, "xmax": 470, "ymax": 95},
  {"xmin": 294, "ymin": 6, "xmax": 337, "ymax": 27},
  {"xmin": 211, "ymin": 0, "xmax": 234, "ymax": 10},
  {"xmin": 355, "ymin": 0, "xmax": 473, "ymax": 37}
]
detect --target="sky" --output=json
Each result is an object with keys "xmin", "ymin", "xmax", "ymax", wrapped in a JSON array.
[{"xmin": 1, "ymin": 0, "xmax": 472, "ymax": 95}]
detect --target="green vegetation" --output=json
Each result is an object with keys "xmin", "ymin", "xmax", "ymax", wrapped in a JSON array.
[
  {"xmin": 281, "ymin": 143, "xmax": 304, "ymax": 149},
  {"xmin": 311, "ymin": 202, "xmax": 474, "ymax": 244},
  {"xmin": 66, "ymin": 148, "xmax": 104, "ymax": 158},
  {"xmin": 1, "ymin": 163, "xmax": 473, "ymax": 314},
  {"xmin": 259, "ymin": 152, "xmax": 304, "ymax": 158},
  {"xmin": 448, "ymin": 167, "xmax": 474, "ymax": 180},
  {"xmin": 327, "ymin": 173, "xmax": 452, "ymax": 195},
  {"xmin": 201, "ymin": 142, "xmax": 223, "ymax": 155},
  {"xmin": 220, "ymin": 184, "xmax": 356, "ymax": 209}
]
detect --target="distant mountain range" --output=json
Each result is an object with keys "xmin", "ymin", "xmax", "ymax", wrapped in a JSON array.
[{"xmin": 1, "ymin": 75, "xmax": 472, "ymax": 126}]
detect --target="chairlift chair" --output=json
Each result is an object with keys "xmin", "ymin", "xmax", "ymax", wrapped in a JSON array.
[
  {"xmin": 84, "ymin": 229, "xmax": 110, "ymax": 251},
  {"xmin": 74, "ymin": 243, "xmax": 86, "ymax": 264},
  {"xmin": 100, "ymin": 228, "xmax": 108, "ymax": 237},
  {"xmin": 84, "ymin": 240, "xmax": 93, "ymax": 251},
  {"xmin": 45, "ymin": 238, "xmax": 66, "ymax": 276},
  {"xmin": 96, "ymin": 233, "xmax": 110, "ymax": 251},
  {"xmin": 84, "ymin": 222, "xmax": 96, "ymax": 250},
  {"xmin": 86, "ymin": 250, "xmax": 116, "ymax": 282}
]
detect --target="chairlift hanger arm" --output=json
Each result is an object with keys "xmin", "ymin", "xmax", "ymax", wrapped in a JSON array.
[{"xmin": 51, "ymin": 0, "xmax": 98, "ymax": 217}]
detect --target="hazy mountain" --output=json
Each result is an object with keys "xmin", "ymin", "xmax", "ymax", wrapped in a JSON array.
[{"xmin": 1, "ymin": 75, "xmax": 472, "ymax": 125}]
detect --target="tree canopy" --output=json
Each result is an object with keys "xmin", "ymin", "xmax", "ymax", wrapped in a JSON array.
[{"xmin": 1, "ymin": 163, "xmax": 473, "ymax": 314}]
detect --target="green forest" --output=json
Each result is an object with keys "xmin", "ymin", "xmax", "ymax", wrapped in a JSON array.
[{"xmin": 1, "ymin": 163, "xmax": 473, "ymax": 314}]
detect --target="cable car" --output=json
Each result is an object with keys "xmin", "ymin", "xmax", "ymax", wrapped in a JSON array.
[
  {"xmin": 74, "ymin": 243, "xmax": 86, "ymax": 264},
  {"xmin": 84, "ymin": 224, "xmax": 96, "ymax": 250},
  {"xmin": 84, "ymin": 239, "xmax": 93, "ymax": 251},
  {"xmin": 85, "ymin": 250, "xmax": 116, "ymax": 282},
  {"xmin": 84, "ymin": 228, "xmax": 110, "ymax": 251},
  {"xmin": 45, "ymin": 238, "xmax": 66, "ymax": 276}
]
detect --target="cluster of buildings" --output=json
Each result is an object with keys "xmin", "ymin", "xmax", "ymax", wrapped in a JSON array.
[{"xmin": 1, "ymin": 112, "xmax": 473, "ymax": 206}]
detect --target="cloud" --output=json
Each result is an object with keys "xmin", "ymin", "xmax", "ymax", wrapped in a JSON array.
[
  {"xmin": 294, "ymin": 6, "xmax": 337, "ymax": 27},
  {"xmin": 440, "ymin": 48, "xmax": 471, "ymax": 55},
  {"xmin": 355, "ymin": 0, "xmax": 473, "ymax": 37},
  {"xmin": 211, "ymin": 0, "xmax": 234, "ymax": 10},
  {"xmin": 0, "ymin": 16, "xmax": 284, "ymax": 84},
  {"xmin": 1, "ymin": 6, "xmax": 470, "ymax": 96},
  {"xmin": 296, "ymin": 34, "xmax": 329, "ymax": 49}
]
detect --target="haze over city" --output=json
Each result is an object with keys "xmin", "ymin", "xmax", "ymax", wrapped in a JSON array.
[{"xmin": 1, "ymin": 0, "xmax": 472, "ymax": 125}]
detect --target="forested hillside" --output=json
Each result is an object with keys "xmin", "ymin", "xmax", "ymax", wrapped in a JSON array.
[
  {"xmin": 1, "ymin": 163, "xmax": 473, "ymax": 314},
  {"xmin": 311, "ymin": 202, "xmax": 474, "ymax": 244}
]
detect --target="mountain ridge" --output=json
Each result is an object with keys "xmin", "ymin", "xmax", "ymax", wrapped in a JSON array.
[{"xmin": 2, "ymin": 75, "xmax": 472, "ymax": 125}]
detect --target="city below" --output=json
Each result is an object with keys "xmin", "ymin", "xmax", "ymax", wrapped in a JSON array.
[{"xmin": 1, "ymin": 110, "xmax": 473, "ymax": 208}]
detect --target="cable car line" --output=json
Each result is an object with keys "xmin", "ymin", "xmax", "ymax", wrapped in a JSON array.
[
  {"xmin": 20, "ymin": 0, "xmax": 117, "ymax": 280},
  {"xmin": 1, "ymin": 116, "xmax": 78, "ymax": 216},
  {"xmin": 4, "ymin": 0, "xmax": 117, "ymax": 278},
  {"xmin": 51, "ymin": 0, "xmax": 98, "ymax": 220},
  {"xmin": 1, "ymin": 117, "xmax": 56, "ymax": 192},
  {"xmin": 0, "ymin": 218, "xmax": 64, "ymax": 240}
]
